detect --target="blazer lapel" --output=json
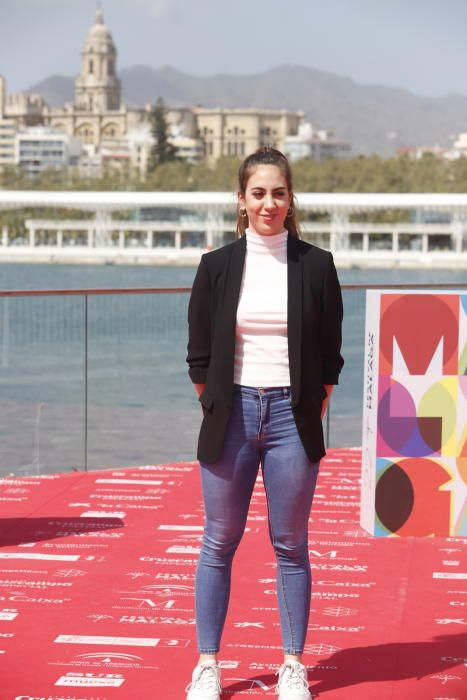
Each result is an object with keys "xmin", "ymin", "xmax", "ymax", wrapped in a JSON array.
[
  {"xmin": 217, "ymin": 235, "xmax": 247, "ymax": 396},
  {"xmin": 287, "ymin": 234, "xmax": 303, "ymax": 407}
]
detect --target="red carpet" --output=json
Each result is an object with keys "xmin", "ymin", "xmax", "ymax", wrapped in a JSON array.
[{"xmin": 0, "ymin": 449, "xmax": 465, "ymax": 700}]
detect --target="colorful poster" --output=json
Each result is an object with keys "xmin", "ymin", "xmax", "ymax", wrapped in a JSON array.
[{"xmin": 361, "ymin": 291, "xmax": 467, "ymax": 537}]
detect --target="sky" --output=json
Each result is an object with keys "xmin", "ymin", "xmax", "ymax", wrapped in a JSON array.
[{"xmin": 0, "ymin": 0, "xmax": 466, "ymax": 98}]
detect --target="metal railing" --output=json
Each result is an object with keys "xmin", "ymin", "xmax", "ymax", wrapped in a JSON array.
[{"xmin": 0, "ymin": 283, "xmax": 464, "ymax": 476}]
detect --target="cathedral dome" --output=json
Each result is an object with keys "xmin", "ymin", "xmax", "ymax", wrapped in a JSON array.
[{"xmin": 85, "ymin": 9, "xmax": 115, "ymax": 48}]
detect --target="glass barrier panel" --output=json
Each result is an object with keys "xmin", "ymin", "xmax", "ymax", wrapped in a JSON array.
[
  {"xmin": 86, "ymin": 291, "xmax": 200, "ymax": 469},
  {"xmin": 0, "ymin": 295, "xmax": 85, "ymax": 476}
]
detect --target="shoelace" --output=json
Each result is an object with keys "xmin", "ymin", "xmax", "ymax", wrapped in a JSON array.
[
  {"xmin": 276, "ymin": 662, "xmax": 309, "ymax": 692},
  {"xmin": 186, "ymin": 663, "xmax": 221, "ymax": 694}
]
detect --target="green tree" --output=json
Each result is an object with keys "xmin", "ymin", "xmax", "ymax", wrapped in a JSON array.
[{"xmin": 147, "ymin": 97, "xmax": 178, "ymax": 173}]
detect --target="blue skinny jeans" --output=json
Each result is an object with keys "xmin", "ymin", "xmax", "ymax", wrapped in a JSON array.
[{"xmin": 195, "ymin": 384, "xmax": 320, "ymax": 655}]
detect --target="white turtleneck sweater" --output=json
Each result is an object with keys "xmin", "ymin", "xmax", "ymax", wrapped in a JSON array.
[{"xmin": 234, "ymin": 227, "xmax": 290, "ymax": 387}]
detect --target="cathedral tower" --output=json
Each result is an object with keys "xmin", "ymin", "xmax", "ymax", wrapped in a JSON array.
[{"xmin": 75, "ymin": 9, "xmax": 121, "ymax": 112}]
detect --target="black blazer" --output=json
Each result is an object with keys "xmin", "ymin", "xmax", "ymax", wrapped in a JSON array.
[{"xmin": 186, "ymin": 234, "xmax": 344, "ymax": 464}]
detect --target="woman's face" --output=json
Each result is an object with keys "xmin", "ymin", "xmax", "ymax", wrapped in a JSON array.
[{"xmin": 239, "ymin": 164, "xmax": 292, "ymax": 236}]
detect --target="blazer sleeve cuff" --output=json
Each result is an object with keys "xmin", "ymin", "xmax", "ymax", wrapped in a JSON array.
[{"xmin": 188, "ymin": 367, "xmax": 208, "ymax": 383}]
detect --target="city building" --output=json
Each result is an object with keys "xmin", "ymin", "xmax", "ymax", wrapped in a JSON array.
[
  {"xmin": 16, "ymin": 127, "xmax": 82, "ymax": 177},
  {"xmin": 0, "ymin": 9, "xmax": 344, "ymax": 173},
  {"xmin": 453, "ymin": 132, "xmax": 467, "ymax": 156},
  {"xmin": 284, "ymin": 121, "xmax": 351, "ymax": 161},
  {"xmin": 0, "ymin": 118, "xmax": 17, "ymax": 169},
  {"xmin": 195, "ymin": 107, "xmax": 303, "ymax": 163}
]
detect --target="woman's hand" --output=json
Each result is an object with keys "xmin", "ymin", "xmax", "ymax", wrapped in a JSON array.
[
  {"xmin": 194, "ymin": 383, "xmax": 206, "ymax": 398},
  {"xmin": 321, "ymin": 384, "xmax": 334, "ymax": 419}
]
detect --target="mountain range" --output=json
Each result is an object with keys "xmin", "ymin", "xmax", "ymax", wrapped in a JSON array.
[{"xmin": 27, "ymin": 64, "xmax": 467, "ymax": 157}]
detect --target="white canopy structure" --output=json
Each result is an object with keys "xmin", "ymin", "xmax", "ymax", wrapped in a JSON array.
[
  {"xmin": 0, "ymin": 190, "xmax": 466, "ymax": 267},
  {"xmin": 1, "ymin": 190, "xmax": 467, "ymax": 214}
]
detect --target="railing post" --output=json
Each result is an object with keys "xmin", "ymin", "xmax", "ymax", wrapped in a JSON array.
[
  {"xmin": 2, "ymin": 225, "xmax": 8, "ymax": 247},
  {"xmin": 83, "ymin": 295, "xmax": 88, "ymax": 472}
]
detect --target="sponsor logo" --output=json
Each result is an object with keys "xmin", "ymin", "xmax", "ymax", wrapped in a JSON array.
[
  {"xmin": 0, "ymin": 553, "xmax": 80, "ymax": 562},
  {"xmin": 311, "ymin": 564, "xmax": 368, "ymax": 572},
  {"xmin": 430, "ymin": 674, "xmax": 462, "ymax": 685},
  {"xmin": 48, "ymin": 651, "xmax": 159, "ymax": 672},
  {"xmin": 0, "ymin": 580, "xmax": 72, "ymax": 589},
  {"xmin": 309, "ymin": 623, "xmax": 365, "ymax": 632},
  {"xmin": 449, "ymin": 602, "xmax": 467, "ymax": 607},
  {"xmin": 233, "ymin": 622, "xmax": 264, "ymax": 628},
  {"xmin": 0, "ymin": 633, "xmax": 15, "ymax": 637},
  {"xmin": 115, "ymin": 598, "xmax": 176, "ymax": 611},
  {"xmin": 139, "ymin": 557, "xmax": 197, "ymax": 566},
  {"xmin": 158, "ymin": 525, "xmax": 204, "ymax": 531},
  {"xmin": 87, "ymin": 615, "xmax": 114, "ymax": 622},
  {"xmin": 80, "ymin": 511, "xmax": 126, "ymax": 518},
  {"xmin": 315, "ymin": 580, "xmax": 376, "ymax": 588},
  {"xmin": 223, "ymin": 678, "xmax": 271, "ymax": 691},
  {"xmin": 322, "ymin": 607, "xmax": 358, "ymax": 617},
  {"xmin": 218, "ymin": 660, "xmax": 240, "ymax": 669},
  {"xmin": 54, "ymin": 570, "xmax": 87, "ymax": 578},
  {"xmin": 313, "ymin": 592, "xmax": 359, "ymax": 600},
  {"xmin": 95, "ymin": 478, "xmax": 163, "ymax": 485},
  {"xmin": 14, "ymin": 696, "xmax": 103, "ymax": 700},
  {"xmin": 55, "ymin": 672, "xmax": 125, "ymax": 687},
  {"xmin": 0, "ymin": 608, "xmax": 18, "ymax": 620},
  {"xmin": 166, "ymin": 546, "xmax": 200, "ymax": 554},
  {"xmin": 55, "ymin": 635, "xmax": 161, "ymax": 647},
  {"xmin": 442, "ymin": 561, "xmax": 461, "ymax": 567},
  {"xmin": 0, "ymin": 594, "xmax": 71, "ymax": 605},
  {"xmin": 306, "ymin": 643, "xmax": 341, "ymax": 655},
  {"xmin": 433, "ymin": 573, "xmax": 467, "ymax": 580},
  {"xmin": 119, "ymin": 615, "xmax": 195, "ymax": 625},
  {"xmin": 120, "ymin": 584, "xmax": 194, "ymax": 598},
  {"xmin": 440, "ymin": 656, "xmax": 467, "ymax": 665},
  {"xmin": 435, "ymin": 619, "xmax": 466, "ymax": 626},
  {"xmin": 154, "ymin": 573, "xmax": 195, "ymax": 581}
]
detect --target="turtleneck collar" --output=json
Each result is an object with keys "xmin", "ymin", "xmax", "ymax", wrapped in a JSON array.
[{"xmin": 245, "ymin": 227, "xmax": 288, "ymax": 251}]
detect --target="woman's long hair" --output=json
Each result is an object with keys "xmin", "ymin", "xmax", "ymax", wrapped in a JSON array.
[{"xmin": 236, "ymin": 147, "xmax": 300, "ymax": 239}]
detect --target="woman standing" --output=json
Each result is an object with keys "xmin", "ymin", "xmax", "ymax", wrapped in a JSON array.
[{"xmin": 185, "ymin": 147, "xmax": 344, "ymax": 700}]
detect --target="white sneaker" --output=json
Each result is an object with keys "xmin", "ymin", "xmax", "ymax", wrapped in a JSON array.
[
  {"xmin": 186, "ymin": 660, "xmax": 222, "ymax": 700},
  {"xmin": 276, "ymin": 661, "xmax": 311, "ymax": 699}
]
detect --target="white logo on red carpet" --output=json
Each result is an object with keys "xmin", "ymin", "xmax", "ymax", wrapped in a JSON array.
[
  {"xmin": 225, "ymin": 678, "xmax": 270, "ymax": 690},
  {"xmin": 55, "ymin": 672, "xmax": 125, "ymax": 687},
  {"xmin": 55, "ymin": 634, "xmax": 160, "ymax": 646},
  {"xmin": 218, "ymin": 660, "xmax": 240, "ymax": 669},
  {"xmin": 322, "ymin": 607, "xmax": 358, "ymax": 617},
  {"xmin": 435, "ymin": 618, "xmax": 466, "ymax": 625},
  {"xmin": 0, "ymin": 609, "xmax": 18, "ymax": 620},
  {"xmin": 430, "ymin": 674, "xmax": 462, "ymax": 685},
  {"xmin": 54, "ymin": 569, "xmax": 87, "ymax": 578},
  {"xmin": 233, "ymin": 622, "xmax": 265, "ymax": 628},
  {"xmin": 87, "ymin": 614, "xmax": 114, "ymax": 622},
  {"xmin": 117, "ymin": 597, "xmax": 176, "ymax": 610},
  {"xmin": 1, "ymin": 593, "xmax": 70, "ymax": 605},
  {"xmin": 306, "ymin": 643, "xmax": 341, "ymax": 655}
]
